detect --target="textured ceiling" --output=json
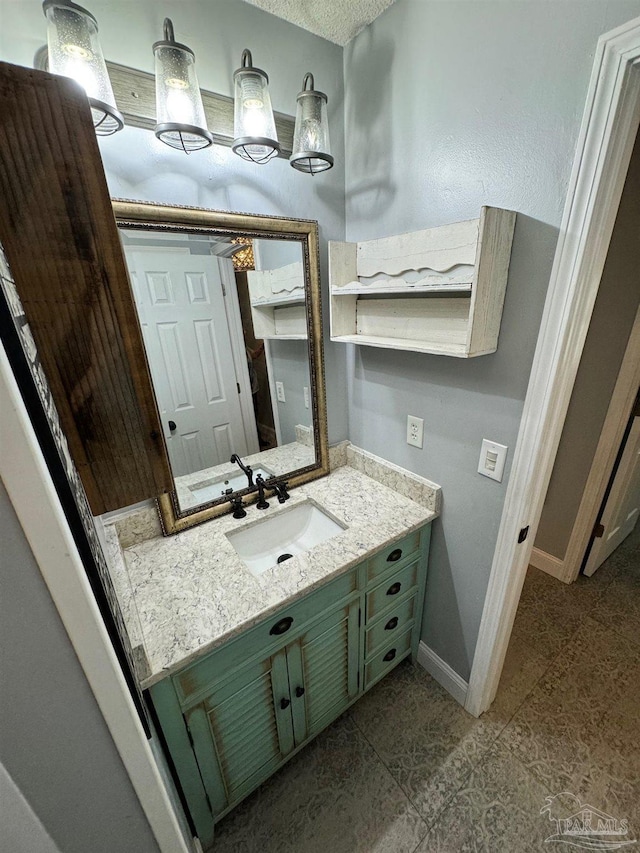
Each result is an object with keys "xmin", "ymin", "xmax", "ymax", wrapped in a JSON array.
[{"xmin": 243, "ymin": 0, "xmax": 396, "ymax": 46}]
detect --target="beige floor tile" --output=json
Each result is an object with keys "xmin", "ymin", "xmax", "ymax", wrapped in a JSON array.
[
  {"xmin": 417, "ymin": 740, "xmax": 554, "ymax": 853},
  {"xmin": 499, "ymin": 618, "xmax": 639, "ymax": 793},
  {"xmin": 212, "ymin": 714, "xmax": 428, "ymax": 853},
  {"xmin": 350, "ymin": 661, "xmax": 497, "ymax": 827},
  {"xmin": 590, "ymin": 557, "xmax": 640, "ymax": 647},
  {"xmin": 570, "ymin": 655, "xmax": 640, "ymax": 833},
  {"xmin": 519, "ymin": 556, "xmax": 618, "ymax": 612},
  {"xmin": 510, "ymin": 580, "xmax": 584, "ymax": 663},
  {"xmin": 484, "ymin": 632, "xmax": 550, "ymax": 727}
]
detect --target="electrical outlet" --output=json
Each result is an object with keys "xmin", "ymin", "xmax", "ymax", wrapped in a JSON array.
[
  {"xmin": 406, "ymin": 415, "xmax": 424, "ymax": 449},
  {"xmin": 303, "ymin": 386, "xmax": 309, "ymax": 409},
  {"xmin": 276, "ymin": 381, "xmax": 286, "ymax": 403},
  {"xmin": 478, "ymin": 439, "xmax": 508, "ymax": 482}
]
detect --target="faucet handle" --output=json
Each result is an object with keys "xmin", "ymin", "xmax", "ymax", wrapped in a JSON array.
[
  {"xmin": 274, "ymin": 480, "xmax": 290, "ymax": 503},
  {"xmin": 229, "ymin": 496, "xmax": 246, "ymax": 519}
]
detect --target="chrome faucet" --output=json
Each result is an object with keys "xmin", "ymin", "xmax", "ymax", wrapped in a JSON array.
[{"xmin": 230, "ymin": 453, "xmax": 254, "ymax": 488}]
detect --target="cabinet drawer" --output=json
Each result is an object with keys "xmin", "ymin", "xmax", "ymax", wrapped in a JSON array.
[
  {"xmin": 366, "ymin": 559, "xmax": 419, "ymax": 622},
  {"xmin": 365, "ymin": 593, "xmax": 417, "ymax": 659},
  {"xmin": 366, "ymin": 529, "xmax": 421, "ymax": 583},
  {"xmin": 174, "ymin": 568, "xmax": 358, "ymax": 706},
  {"xmin": 364, "ymin": 628, "xmax": 413, "ymax": 689}
]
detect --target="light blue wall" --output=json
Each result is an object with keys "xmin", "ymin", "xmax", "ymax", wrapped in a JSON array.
[
  {"xmin": 343, "ymin": 0, "xmax": 640, "ymax": 679},
  {"xmin": 0, "ymin": 480, "xmax": 160, "ymax": 853}
]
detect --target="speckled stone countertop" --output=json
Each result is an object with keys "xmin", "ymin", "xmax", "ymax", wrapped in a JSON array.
[{"xmin": 111, "ymin": 447, "xmax": 441, "ymax": 689}]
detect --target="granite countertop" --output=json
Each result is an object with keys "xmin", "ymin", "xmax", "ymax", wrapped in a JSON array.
[{"xmin": 110, "ymin": 446, "xmax": 441, "ymax": 689}]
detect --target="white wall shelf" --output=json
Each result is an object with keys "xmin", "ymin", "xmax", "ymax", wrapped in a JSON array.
[
  {"xmin": 329, "ymin": 206, "xmax": 516, "ymax": 357},
  {"xmin": 248, "ymin": 261, "xmax": 308, "ymax": 341}
]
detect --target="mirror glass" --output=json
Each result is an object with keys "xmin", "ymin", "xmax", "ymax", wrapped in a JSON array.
[{"xmin": 118, "ymin": 224, "xmax": 319, "ymax": 515}]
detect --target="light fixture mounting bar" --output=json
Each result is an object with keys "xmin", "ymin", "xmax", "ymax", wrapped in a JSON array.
[
  {"xmin": 34, "ymin": 46, "xmax": 295, "ymax": 155},
  {"xmin": 107, "ymin": 59, "xmax": 294, "ymax": 156}
]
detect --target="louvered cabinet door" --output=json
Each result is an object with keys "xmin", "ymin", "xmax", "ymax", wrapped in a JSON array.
[
  {"xmin": 185, "ymin": 650, "xmax": 294, "ymax": 818},
  {"xmin": 287, "ymin": 598, "xmax": 360, "ymax": 744}
]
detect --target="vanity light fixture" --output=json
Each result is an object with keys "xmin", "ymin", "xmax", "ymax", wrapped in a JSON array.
[
  {"xmin": 42, "ymin": 0, "xmax": 123, "ymax": 135},
  {"xmin": 153, "ymin": 18, "xmax": 213, "ymax": 153},
  {"xmin": 232, "ymin": 49, "xmax": 280, "ymax": 164},
  {"xmin": 290, "ymin": 73, "xmax": 333, "ymax": 174}
]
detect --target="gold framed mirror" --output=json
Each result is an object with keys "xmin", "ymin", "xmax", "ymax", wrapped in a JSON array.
[{"xmin": 112, "ymin": 200, "xmax": 329, "ymax": 534}]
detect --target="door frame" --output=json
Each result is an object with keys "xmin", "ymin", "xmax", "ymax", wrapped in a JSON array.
[
  {"xmin": 218, "ymin": 256, "xmax": 261, "ymax": 455},
  {"xmin": 465, "ymin": 15, "xmax": 640, "ymax": 717}
]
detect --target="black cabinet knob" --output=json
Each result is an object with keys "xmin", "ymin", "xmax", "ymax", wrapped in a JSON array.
[
  {"xmin": 295, "ymin": 686, "xmax": 305, "ymax": 698},
  {"xmin": 383, "ymin": 648, "xmax": 397, "ymax": 662},
  {"xmin": 270, "ymin": 616, "xmax": 293, "ymax": 636},
  {"xmin": 387, "ymin": 582, "xmax": 402, "ymax": 596},
  {"xmin": 387, "ymin": 548, "xmax": 402, "ymax": 562},
  {"xmin": 385, "ymin": 616, "xmax": 399, "ymax": 631},
  {"xmin": 280, "ymin": 697, "xmax": 291, "ymax": 710}
]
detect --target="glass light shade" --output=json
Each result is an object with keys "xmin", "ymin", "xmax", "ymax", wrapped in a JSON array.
[
  {"xmin": 153, "ymin": 19, "xmax": 213, "ymax": 153},
  {"xmin": 232, "ymin": 50, "xmax": 280, "ymax": 164},
  {"xmin": 290, "ymin": 73, "xmax": 333, "ymax": 174},
  {"xmin": 42, "ymin": 0, "xmax": 123, "ymax": 135}
]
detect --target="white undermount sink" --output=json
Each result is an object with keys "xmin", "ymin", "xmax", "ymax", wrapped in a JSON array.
[
  {"xmin": 189, "ymin": 466, "xmax": 274, "ymax": 503},
  {"xmin": 226, "ymin": 500, "xmax": 347, "ymax": 577}
]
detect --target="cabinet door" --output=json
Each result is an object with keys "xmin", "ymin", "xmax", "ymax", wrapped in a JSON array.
[
  {"xmin": 287, "ymin": 598, "xmax": 360, "ymax": 744},
  {"xmin": 185, "ymin": 650, "xmax": 293, "ymax": 818}
]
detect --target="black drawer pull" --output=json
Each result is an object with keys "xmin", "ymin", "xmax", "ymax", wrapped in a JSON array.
[
  {"xmin": 270, "ymin": 616, "xmax": 293, "ymax": 636},
  {"xmin": 295, "ymin": 686, "xmax": 305, "ymax": 698},
  {"xmin": 387, "ymin": 582, "xmax": 402, "ymax": 596},
  {"xmin": 387, "ymin": 548, "xmax": 403, "ymax": 562},
  {"xmin": 385, "ymin": 616, "xmax": 399, "ymax": 631},
  {"xmin": 280, "ymin": 697, "xmax": 291, "ymax": 710},
  {"xmin": 383, "ymin": 648, "xmax": 397, "ymax": 662}
]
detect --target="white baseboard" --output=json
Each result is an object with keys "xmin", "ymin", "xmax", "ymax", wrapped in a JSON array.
[
  {"xmin": 416, "ymin": 641, "xmax": 468, "ymax": 707},
  {"xmin": 529, "ymin": 546, "xmax": 568, "ymax": 583}
]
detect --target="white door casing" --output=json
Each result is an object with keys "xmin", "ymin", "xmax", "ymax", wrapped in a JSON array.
[
  {"xmin": 584, "ymin": 411, "xmax": 640, "ymax": 575},
  {"xmin": 466, "ymin": 16, "xmax": 640, "ymax": 718},
  {"xmin": 125, "ymin": 247, "xmax": 251, "ymax": 477}
]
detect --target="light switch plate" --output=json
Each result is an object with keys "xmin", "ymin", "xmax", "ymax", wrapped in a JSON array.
[
  {"xmin": 276, "ymin": 381, "xmax": 285, "ymax": 403},
  {"xmin": 303, "ymin": 386, "xmax": 309, "ymax": 409},
  {"xmin": 478, "ymin": 439, "xmax": 508, "ymax": 482},
  {"xmin": 407, "ymin": 415, "xmax": 424, "ymax": 449}
]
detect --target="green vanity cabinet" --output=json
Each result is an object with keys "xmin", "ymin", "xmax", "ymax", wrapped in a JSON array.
[{"xmin": 149, "ymin": 521, "xmax": 431, "ymax": 850}]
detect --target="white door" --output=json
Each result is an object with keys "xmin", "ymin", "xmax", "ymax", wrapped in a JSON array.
[
  {"xmin": 125, "ymin": 247, "xmax": 250, "ymax": 478},
  {"xmin": 584, "ymin": 411, "xmax": 640, "ymax": 575}
]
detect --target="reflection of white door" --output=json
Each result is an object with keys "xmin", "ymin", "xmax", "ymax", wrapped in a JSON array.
[
  {"xmin": 126, "ymin": 247, "xmax": 249, "ymax": 477},
  {"xmin": 584, "ymin": 411, "xmax": 640, "ymax": 576}
]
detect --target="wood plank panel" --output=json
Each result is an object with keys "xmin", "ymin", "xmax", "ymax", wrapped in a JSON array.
[
  {"xmin": 0, "ymin": 62, "xmax": 172, "ymax": 513},
  {"xmin": 356, "ymin": 297, "xmax": 470, "ymax": 346},
  {"xmin": 107, "ymin": 60, "xmax": 295, "ymax": 158},
  {"xmin": 357, "ymin": 218, "xmax": 480, "ymax": 277}
]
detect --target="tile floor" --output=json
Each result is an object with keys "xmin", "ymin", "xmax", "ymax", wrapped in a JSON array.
[{"xmin": 213, "ymin": 530, "xmax": 640, "ymax": 852}]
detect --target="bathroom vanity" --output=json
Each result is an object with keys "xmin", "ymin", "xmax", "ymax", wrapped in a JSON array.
[{"xmin": 107, "ymin": 450, "xmax": 440, "ymax": 849}]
